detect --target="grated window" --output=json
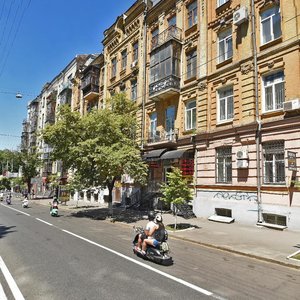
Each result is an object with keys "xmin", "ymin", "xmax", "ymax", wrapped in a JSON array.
[
  {"xmin": 263, "ymin": 213, "xmax": 286, "ymax": 226},
  {"xmin": 263, "ymin": 141, "xmax": 285, "ymax": 184},
  {"xmin": 216, "ymin": 147, "xmax": 232, "ymax": 183},
  {"xmin": 215, "ymin": 208, "xmax": 232, "ymax": 217}
]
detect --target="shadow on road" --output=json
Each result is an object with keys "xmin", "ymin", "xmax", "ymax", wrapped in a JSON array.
[
  {"xmin": 0, "ymin": 224, "xmax": 16, "ymax": 239},
  {"xmin": 68, "ymin": 207, "xmax": 148, "ymax": 223}
]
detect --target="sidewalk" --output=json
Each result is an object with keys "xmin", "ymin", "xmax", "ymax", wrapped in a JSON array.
[{"xmin": 35, "ymin": 198, "xmax": 300, "ymax": 269}]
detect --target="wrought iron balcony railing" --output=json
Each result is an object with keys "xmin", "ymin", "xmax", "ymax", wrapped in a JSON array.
[
  {"xmin": 147, "ymin": 128, "xmax": 178, "ymax": 144},
  {"xmin": 149, "ymin": 75, "xmax": 180, "ymax": 98}
]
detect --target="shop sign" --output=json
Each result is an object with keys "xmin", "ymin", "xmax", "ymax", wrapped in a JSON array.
[{"xmin": 287, "ymin": 151, "xmax": 297, "ymax": 171}]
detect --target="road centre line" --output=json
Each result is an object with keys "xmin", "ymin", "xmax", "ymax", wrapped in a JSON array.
[
  {"xmin": 0, "ymin": 282, "xmax": 7, "ymax": 300},
  {"xmin": 0, "ymin": 204, "xmax": 30, "ymax": 216},
  {"xmin": 62, "ymin": 229, "xmax": 214, "ymax": 297},
  {"xmin": 35, "ymin": 218, "xmax": 53, "ymax": 226},
  {"xmin": 0, "ymin": 257, "xmax": 25, "ymax": 300}
]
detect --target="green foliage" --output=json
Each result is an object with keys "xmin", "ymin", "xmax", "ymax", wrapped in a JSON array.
[
  {"xmin": 0, "ymin": 149, "xmax": 22, "ymax": 174},
  {"xmin": 20, "ymin": 148, "xmax": 42, "ymax": 192},
  {"xmin": 42, "ymin": 94, "xmax": 148, "ymax": 205},
  {"xmin": 160, "ymin": 167, "xmax": 193, "ymax": 206},
  {"xmin": 0, "ymin": 177, "xmax": 11, "ymax": 190}
]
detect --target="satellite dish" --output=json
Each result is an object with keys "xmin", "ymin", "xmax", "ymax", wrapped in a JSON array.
[{"xmin": 16, "ymin": 92, "xmax": 23, "ymax": 99}]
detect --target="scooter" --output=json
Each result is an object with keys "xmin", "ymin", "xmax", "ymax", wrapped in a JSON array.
[
  {"xmin": 132, "ymin": 226, "xmax": 173, "ymax": 266},
  {"xmin": 22, "ymin": 198, "xmax": 29, "ymax": 208},
  {"xmin": 49, "ymin": 202, "xmax": 59, "ymax": 217},
  {"xmin": 6, "ymin": 197, "xmax": 11, "ymax": 205}
]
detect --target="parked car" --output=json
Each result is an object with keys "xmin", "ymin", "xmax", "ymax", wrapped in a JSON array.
[{"xmin": 0, "ymin": 192, "xmax": 4, "ymax": 201}]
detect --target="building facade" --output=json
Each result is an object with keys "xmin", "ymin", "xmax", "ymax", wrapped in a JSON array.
[{"xmin": 21, "ymin": 0, "xmax": 300, "ymax": 229}]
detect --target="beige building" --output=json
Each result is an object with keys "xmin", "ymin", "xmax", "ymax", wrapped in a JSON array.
[
  {"xmin": 22, "ymin": 0, "xmax": 300, "ymax": 229},
  {"xmin": 125, "ymin": 0, "xmax": 300, "ymax": 229}
]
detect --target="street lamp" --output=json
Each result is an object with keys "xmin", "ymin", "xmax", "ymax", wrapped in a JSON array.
[{"xmin": 16, "ymin": 92, "xmax": 23, "ymax": 99}]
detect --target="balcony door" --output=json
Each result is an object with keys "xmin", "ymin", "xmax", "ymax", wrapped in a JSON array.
[
  {"xmin": 166, "ymin": 106, "xmax": 175, "ymax": 140},
  {"xmin": 150, "ymin": 112, "xmax": 157, "ymax": 141}
]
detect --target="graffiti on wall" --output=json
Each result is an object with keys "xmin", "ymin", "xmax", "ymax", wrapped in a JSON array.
[{"xmin": 213, "ymin": 191, "xmax": 258, "ymax": 202}]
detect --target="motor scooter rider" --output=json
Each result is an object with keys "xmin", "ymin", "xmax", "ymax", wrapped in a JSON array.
[
  {"xmin": 50, "ymin": 196, "xmax": 58, "ymax": 211},
  {"xmin": 22, "ymin": 195, "xmax": 29, "ymax": 207},
  {"xmin": 141, "ymin": 214, "xmax": 165, "ymax": 254},
  {"xmin": 136, "ymin": 211, "xmax": 157, "ymax": 253}
]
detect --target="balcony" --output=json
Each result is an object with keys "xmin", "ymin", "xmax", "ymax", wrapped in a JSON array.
[
  {"xmin": 82, "ymin": 66, "xmax": 100, "ymax": 101},
  {"xmin": 151, "ymin": 26, "xmax": 182, "ymax": 52},
  {"xmin": 59, "ymin": 82, "xmax": 71, "ymax": 95},
  {"xmin": 149, "ymin": 75, "xmax": 180, "ymax": 100},
  {"xmin": 147, "ymin": 128, "xmax": 178, "ymax": 146}
]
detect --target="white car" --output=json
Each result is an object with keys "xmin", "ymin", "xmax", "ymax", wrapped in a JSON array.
[{"xmin": 0, "ymin": 192, "xmax": 3, "ymax": 201}]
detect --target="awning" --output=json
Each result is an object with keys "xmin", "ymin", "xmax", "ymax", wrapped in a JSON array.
[
  {"xmin": 143, "ymin": 148, "xmax": 168, "ymax": 161},
  {"xmin": 160, "ymin": 149, "xmax": 194, "ymax": 160}
]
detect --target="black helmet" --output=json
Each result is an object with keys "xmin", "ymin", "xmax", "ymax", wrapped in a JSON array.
[{"xmin": 148, "ymin": 211, "xmax": 155, "ymax": 221}]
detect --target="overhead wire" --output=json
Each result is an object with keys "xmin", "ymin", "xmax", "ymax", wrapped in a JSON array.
[
  {"xmin": 0, "ymin": 0, "xmax": 31, "ymax": 79},
  {"xmin": 0, "ymin": 0, "xmax": 14, "ymax": 48}
]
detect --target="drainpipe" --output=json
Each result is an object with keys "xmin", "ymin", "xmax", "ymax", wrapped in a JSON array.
[
  {"xmin": 141, "ymin": 1, "xmax": 148, "ymax": 150},
  {"xmin": 251, "ymin": 0, "xmax": 263, "ymax": 223}
]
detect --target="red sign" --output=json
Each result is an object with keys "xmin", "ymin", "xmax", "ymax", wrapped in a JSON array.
[{"xmin": 181, "ymin": 159, "xmax": 194, "ymax": 175}]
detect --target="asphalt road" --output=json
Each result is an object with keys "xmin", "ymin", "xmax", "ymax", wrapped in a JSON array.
[{"xmin": 0, "ymin": 201, "xmax": 299, "ymax": 300}]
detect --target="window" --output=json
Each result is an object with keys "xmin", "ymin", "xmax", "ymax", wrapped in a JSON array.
[
  {"xmin": 218, "ymin": 86, "xmax": 234, "ymax": 122},
  {"xmin": 186, "ymin": 50, "xmax": 197, "ymax": 79},
  {"xmin": 151, "ymin": 28, "xmax": 159, "ymax": 48},
  {"xmin": 263, "ymin": 71, "xmax": 284, "ymax": 112},
  {"xmin": 217, "ymin": 0, "xmax": 229, "ymax": 7},
  {"xmin": 121, "ymin": 50, "xmax": 127, "ymax": 70},
  {"xmin": 216, "ymin": 147, "xmax": 232, "ymax": 183},
  {"xmin": 132, "ymin": 42, "xmax": 138, "ymax": 62},
  {"xmin": 168, "ymin": 15, "xmax": 176, "ymax": 27},
  {"xmin": 150, "ymin": 43, "xmax": 180, "ymax": 83},
  {"xmin": 185, "ymin": 100, "xmax": 196, "ymax": 130},
  {"xmin": 187, "ymin": 1, "xmax": 198, "ymax": 28},
  {"xmin": 111, "ymin": 57, "xmax": 117, "ymax": 78},
  {"xmin": 131, "ymin": 80, "xmax": 137, "ymax": 101},
  {"xmin": 263, "ymin": 141, "xmax": 285, "ymax": 184},
  {"xmin": 166, "ymin": 106, "xmax": 175, "ymax": 136},
  {"xmin": 149, "ymin": 112, "xmax": 157, "ymax": 139},
  {"xmin": 218, "ymin": 29, "xmax": 233, "ymax": 63},
  {"xmin": 260, "ymin": 6, "xmax": 282, "ymax": 45}
]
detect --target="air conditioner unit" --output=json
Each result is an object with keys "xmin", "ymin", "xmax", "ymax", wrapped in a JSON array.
[
  {"xmin": 283, "ymin": 98, "xmax": 300, "ymax": 111},
  {"xmin": 237, "ymin": 159, "xmax": 248, "ymax": 169},
  {"xmin": 233, "ymin": 7, "xmax": 248, "ymax": 26},
  {"xmin": 236, "ymin": 149, "xmax": 248, "ymax": 160},
  {"xmin": 131, "ymin": 61, "xmax": 137, "ymax": 69}
]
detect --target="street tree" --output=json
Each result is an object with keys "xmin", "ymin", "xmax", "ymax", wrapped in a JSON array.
[
  {"xmin": 160, "ymin": 167, "xmax": 193, "ymax": 230},
  {"xmin": 43, "ymin": 93, "xmax": 148, "ymax": 214},
  {"xmin": 20, "ymin": 148, "xmax": 42, "ymax": 194}
]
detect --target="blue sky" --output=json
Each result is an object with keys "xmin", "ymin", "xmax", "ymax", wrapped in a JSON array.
[{"xmin": 0, "ymin": 0, "xmax": 134, "ymax": 150}]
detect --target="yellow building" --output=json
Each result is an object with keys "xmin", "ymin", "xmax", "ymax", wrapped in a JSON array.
[{"xmin": 100, "ymin": 0, "xmax": 300, "ymax": 229}]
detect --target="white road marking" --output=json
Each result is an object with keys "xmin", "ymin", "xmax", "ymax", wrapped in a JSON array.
[
  {"xmin": 0, "ymin": 257, "xmax": 25, "ymax": 300},
  {"xmin": 0, "ymin": 204, "xmax": 30, "ymax": 216},
  {"xmin": 62, "ymin": 229, "xmax": 214, "ymax": 297},
  {"xmin": 35, "ymin": 218, "xmax": 53, "ymax": 226},
  {"xmin": 0, "ymin": 282, "xmax": 8, "ymax": 300}
]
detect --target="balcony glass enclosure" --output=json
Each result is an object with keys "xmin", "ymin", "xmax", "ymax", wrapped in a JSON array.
[{"xmin": 149, "ymin": 27, "xmax": 181, "ymax": 98}]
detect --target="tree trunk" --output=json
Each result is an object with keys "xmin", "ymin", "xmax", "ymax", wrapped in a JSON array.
[{"xmin": 107, "ymin": 177, "xmax": 116, "ymax": 217}]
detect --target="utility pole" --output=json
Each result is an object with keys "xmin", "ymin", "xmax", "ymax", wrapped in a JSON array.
[{"xmin": 251, "ymin": 0, "xmax": 263, "ymax": 223}]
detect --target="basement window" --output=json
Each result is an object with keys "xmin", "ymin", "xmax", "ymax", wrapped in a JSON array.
[
  {"xmin": 215, "ymin": 207, "xmax": 232, "ymax": 217},
  {"xmin": 262, "ymin": 213, "xmax": 286, "ymax": 226},
  {"xmin": 208, "ymin": 208, "xmax": 234, "ymax": 223}
]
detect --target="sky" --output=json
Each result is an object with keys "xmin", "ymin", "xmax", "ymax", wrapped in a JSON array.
[{"xmin": 0, "ymin": 0, "xmax": 135, "ymax": 150}]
